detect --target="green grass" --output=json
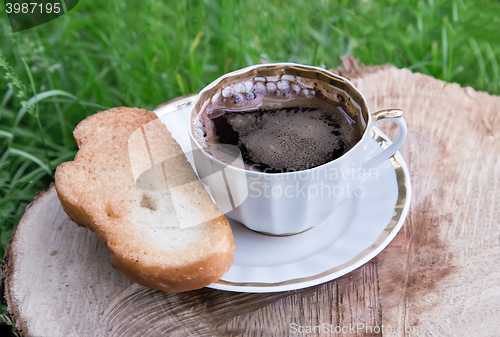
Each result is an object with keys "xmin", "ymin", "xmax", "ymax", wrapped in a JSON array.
[{"xmin": 0, "ymin": 0, "xmax": 499, "ymax": 280}]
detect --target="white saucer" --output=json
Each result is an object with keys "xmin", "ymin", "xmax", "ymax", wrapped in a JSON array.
[{"xmin": 155, "ymin": 96, "xmax": 411, "ymax": 293}]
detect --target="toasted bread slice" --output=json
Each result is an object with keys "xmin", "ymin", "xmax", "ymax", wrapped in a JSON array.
[{"xmin": 55, "ymin": 107, "xmax": 235, "ymax": 292}]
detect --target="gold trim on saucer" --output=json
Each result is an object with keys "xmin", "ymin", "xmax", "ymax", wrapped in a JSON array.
[
  {"xmin": 155, "ymin": 96, "xmax": 197, "ymax": 117},
  {"xmin": 154, "ymin": 97, "xmax": 409, "ymax": 289},
  {"xmin": 216, "ymin": 132, "xmax": 407, "ymax": 287}
]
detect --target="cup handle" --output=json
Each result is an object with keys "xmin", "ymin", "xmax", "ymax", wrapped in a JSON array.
[{"xmin": 362, "ymin": 109, "xmax": 408, "ymax": 169}]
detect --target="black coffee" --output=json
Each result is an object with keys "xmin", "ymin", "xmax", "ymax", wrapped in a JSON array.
[{"xmin": 208, "ymin": 97, "xmax": 363, "ymax": 172}]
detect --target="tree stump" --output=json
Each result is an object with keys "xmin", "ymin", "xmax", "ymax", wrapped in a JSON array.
[{"xmin": 2, "ymin": 60, "xmax": 500, "ymax": 336}]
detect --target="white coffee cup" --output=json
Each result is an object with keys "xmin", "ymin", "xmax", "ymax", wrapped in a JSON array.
[{"xmin": 189, "ymin": 63, "xmax": 407, "ymax": 235}]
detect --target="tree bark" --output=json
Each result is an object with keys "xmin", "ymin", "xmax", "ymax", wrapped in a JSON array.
[{"xmin": 3, "ymin": 58, "xmax": 500, "ymax": 336}]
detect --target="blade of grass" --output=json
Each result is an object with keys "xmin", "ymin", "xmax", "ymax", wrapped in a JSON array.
[
  {"xmin": 21, "ymin": 58, "xmax": 52, "ymax": 176},
  {"xmin": 9, "ymin": 151, "xmax": 74, "ymax": 188},
  {"xmin": 189, "ymin": 30, "xmax": 205, "ymax": 89},
  {"xmin": 0, "ymin": 130, "xmax": 13, "ymax": 140},
  {"xmin": 0, "ymin": 108, "xmax": 15, "ymax": 118},
  {"xmin": 469, "ymin": 37, "xmax": 486, "ymax": 89},
  {"xmin": 36, "ymin": 33, "xmax": 70, "ymax": 149},
  {"xmin": 1, "ymin": 88, "xmax": 13, "ymax": 109},
  {"xmin": 43, "ymin": 98, "xmax": 110, "ymax": 110},
  {"xmin": 484, "ymin": 42, "xmax": 499, "ymax": 93},
  {"xmin": 61, "ymin": 0, "xmax": 68, "ymax": 13},
  {"xmin": 441, "ymin": 18, "xmax": 448, "ymax": 81},
  {"xmin": 8, "ymin": 148, "xmax": 51, "ymax": 175},
  {"xmin": 12, "ymin": 89, "xmax": 80, "ymax": 135},
  {"xmin": 176, "ymin": 74, "xmax": 188, "ymax": 96},
  {"xmin": 11, "ymin": 160, "xmax": 32, "ymax": 183}
]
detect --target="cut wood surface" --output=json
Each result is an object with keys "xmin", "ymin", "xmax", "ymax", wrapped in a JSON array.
[{"xmin": 2, "ymin": 58, "xmax": 500, "ymax": 336}]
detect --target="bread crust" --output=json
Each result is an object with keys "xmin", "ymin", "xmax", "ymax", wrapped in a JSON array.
[
  {"xmin": 55, "ymin": 107, "xmax": 235, "ymax": 292},
  {"xmin": 110, "ymin": 220, "xmax": 234, "ymax": 292}
]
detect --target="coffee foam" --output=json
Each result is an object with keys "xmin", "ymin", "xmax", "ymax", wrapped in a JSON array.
[
  {"xmin": 224, "ymin": 101, "xmax": 358, "ymax": 171},
  {"xmin": 193, "ymin": 74, "xmax": 364, "ymax": 171}
]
